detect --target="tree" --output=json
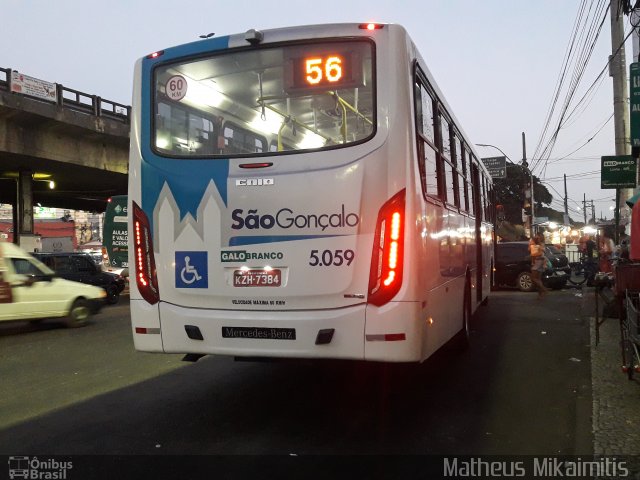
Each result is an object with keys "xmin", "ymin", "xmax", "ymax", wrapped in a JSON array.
[{"xmin": 493, "ymin": 163, "xmax": 552, "ymax": 226}]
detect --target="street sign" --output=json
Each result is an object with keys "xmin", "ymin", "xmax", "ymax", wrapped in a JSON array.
[
  {"xmin": 630, "ymin": 63, "xmax": 640, "ymax": 150},
  {"xmin": 481, "ymin": 156, "xmax": 507, "ymax": 179},
  {"xmin": 601, "ymin": 155, "xmax": 637, "ymax": 189}
]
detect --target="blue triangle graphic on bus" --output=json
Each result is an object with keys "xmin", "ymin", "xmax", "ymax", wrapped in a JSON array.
[{"xmin": 141, "ymin": 157, "xmax": 229, "ymax": 222}]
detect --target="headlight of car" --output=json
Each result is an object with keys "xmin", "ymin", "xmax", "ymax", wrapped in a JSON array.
[{"xmin": 98, "ymin": 289, "xmax": 107, "ymax": 298}]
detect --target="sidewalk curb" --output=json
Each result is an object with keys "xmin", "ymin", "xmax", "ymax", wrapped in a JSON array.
[{"xmin": 589, "ymin": 314, "xmax": 640, "ymax": 455}]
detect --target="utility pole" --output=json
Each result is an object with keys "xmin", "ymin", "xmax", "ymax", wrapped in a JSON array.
[
  {"xmin": 633, "ymin": 7, "xmax": 640, "ymax": 205},
  {"xmin": 633, "ymin": 6, "xmax": 640, "ymax": 63},
  {"xmin": 522, "ymin": 132, "xmax": 534, "ymax": 238},
  {"xmin": 581, "ymin": 195, "xmax": 596, "ymax": 225},
  {"xmin": 563, "ymin": 174, "xmax": 569, "ymax": 225},
  {"xmin": 610, "ymin": 0, "xmax": 633, "ymax": 236}
]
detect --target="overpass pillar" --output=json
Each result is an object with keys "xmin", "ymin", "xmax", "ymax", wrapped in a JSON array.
[{"xmin": 15, "ymin": 169, "xmax": 41, "ymax": 252}]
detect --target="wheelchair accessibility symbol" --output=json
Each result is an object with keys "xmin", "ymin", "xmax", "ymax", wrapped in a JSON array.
[{"xmin": 175, "ymin": 251, "xmax": 208, "ymax": 288}]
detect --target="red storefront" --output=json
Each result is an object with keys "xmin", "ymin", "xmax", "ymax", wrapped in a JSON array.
[{"xmin": 0, "ymin": 220, "xmax": 77, "ymax": 250}]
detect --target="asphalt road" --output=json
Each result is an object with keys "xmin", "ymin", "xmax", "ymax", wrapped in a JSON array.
[{"xmin": 0, "ymin": 289, "xmax": 592, "ymax": 457}]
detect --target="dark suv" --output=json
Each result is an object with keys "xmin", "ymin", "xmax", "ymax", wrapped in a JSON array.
[
  {"xmin": 494, "ymin": 241, "xmax": 569, "ymax": 292},
  {"xmin": 34, "ymin": 252, "xmax": 126, "ymax": 304}
]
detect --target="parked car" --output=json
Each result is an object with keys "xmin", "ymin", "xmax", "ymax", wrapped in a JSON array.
[
  {"xmin": 33, "ymin": 252, "xmax": 125, "ymax": 304},
  {"xmin": 494, "ymin": 241, "xmax": 568, "ymax": 292},
  {"xmin": 0, "ymin": 241, "xmax": 105, "ymax": 327},
  {"xmin": 545, "ymin": 244, "xmax": 571, "ymax": 276}
]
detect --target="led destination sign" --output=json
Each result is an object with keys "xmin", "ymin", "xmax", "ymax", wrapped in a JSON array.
[{"xmin": 284, "ymin": 44, "xmax": 365, "ymax": 93}]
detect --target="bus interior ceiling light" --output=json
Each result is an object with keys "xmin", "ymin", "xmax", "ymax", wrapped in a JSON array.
[{"xmin": 245, "ymin": 29, "xmax": 264, "ymax": 45}]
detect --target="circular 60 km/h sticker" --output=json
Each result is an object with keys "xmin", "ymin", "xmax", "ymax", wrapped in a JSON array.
[{"xmin": 166, "ymin": 75, "xmax": 188, "ymax": 101}]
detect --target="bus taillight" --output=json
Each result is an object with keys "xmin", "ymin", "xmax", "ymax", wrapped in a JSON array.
[
  {"xmin": 358, "ymin": 23, "xmax": 384, "ymax": 30},
  {"xmin": 132, "ymin": 201, "xmax": 159, "ymax": 305},
  {"xmin": 368, "ymin": 189, "xmax": 405, "ymax": 306}
]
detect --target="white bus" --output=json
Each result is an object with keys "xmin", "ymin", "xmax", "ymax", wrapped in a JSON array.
[{"xmin": 128, "ymin": 23, "xmax": 494, "ymax": 363}]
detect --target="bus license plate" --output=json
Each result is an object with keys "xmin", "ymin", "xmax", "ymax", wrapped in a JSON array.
[{"xmin": 233, "ymin": 269, "xmax": 281, "ymax": 287}]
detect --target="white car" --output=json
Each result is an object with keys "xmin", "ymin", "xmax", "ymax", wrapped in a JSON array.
[{"xmin": 0, "ymin": 241, "xmax": 106, "ymax": 327}]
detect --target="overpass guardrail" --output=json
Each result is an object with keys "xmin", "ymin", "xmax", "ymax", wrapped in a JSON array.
[{"xmin": 0, "ymin": 66, "xmax": 130, "ymax": 124}]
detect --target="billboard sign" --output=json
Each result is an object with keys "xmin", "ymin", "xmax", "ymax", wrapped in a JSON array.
[{"xmin": 10, "ymin": 71, "xmax": 56, "ymax": 103}]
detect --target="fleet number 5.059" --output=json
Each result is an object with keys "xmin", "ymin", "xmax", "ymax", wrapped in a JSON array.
[{"xmin": 309, "ymin": 249, "xmax": 354, "ymax": 267}]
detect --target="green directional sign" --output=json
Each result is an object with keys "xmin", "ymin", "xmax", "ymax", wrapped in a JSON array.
[
  {"xmin": 103, "ymin": 195, "xmax": 128, "ymax": 269},
  {"xmin": 631, "ymin": 63, "xmax": 640, "ymax": 150},
  {"xmin": 481, "ymin": 156, "xmax": 507, "ymax": 179},
  {"xmin": 601, "ymin": 155, "xmax": 637, "ymax": 189}
]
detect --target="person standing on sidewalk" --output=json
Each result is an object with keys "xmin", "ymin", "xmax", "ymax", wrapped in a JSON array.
[
  {"xmin": 599, "ymin": 229, "xmax": 615, "ymax": 273},
  {"xmin": 530, "ymin": 234, "xmax": 548, "ymax": 298}
]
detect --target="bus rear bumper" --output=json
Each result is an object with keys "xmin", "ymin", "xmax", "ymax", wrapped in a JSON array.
[
  {"xmin": 131, "ymin": 299, "xmax": 163, "ymax": 352},
  {"xmin": 364, "ymin": 301, "xmax": 424, "ymax": 362},
  {"xmin": 158, "ymin": 302, "xmax": 368, "ymax": 360},
  {"xmin": 132, "ymin": 300, "xmax": 425, "ymax": 363}
]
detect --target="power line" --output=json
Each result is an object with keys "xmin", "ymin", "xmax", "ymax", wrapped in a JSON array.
[
  {"xmin": 532, "ymin": 0, "xmax": 592, "ymax": 167},
  {"xmin": 545, "ymin": 113, "xmax": 613, "ymax": 164},
  {"xmin": 536, "ymin": 20, "xmax": 634, "ymax": 175},
  {"xmin": 529, "ymin": 0, "xmax": 640, "ymax": 183},
  {"xmin": 540, "ymin": 180, "xmax": 588, "ymax": 212},
  {"xmin": 546, "ymin": 156, "xmax": 601, "ymax": 162},
  {"xmin": 541, "ymin": 181, "xmax": 584, "ymax": 212},
  {"xmin": 544, "ymin": 169, "xmax": 601, "ymax": 180},
  {"xmin": 532, "ymin": 0, "xmax": 610, "ymax": 173}
]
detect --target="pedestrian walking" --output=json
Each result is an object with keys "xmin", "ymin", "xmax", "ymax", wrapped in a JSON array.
[{"xmin": 530, "ymin": 234, "xmax": 548, "ymax": 298}]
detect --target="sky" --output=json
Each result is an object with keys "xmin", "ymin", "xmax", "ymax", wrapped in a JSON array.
[{"xmin": 2, "ymin": 0, "xmax": 633, "ymax": 222}]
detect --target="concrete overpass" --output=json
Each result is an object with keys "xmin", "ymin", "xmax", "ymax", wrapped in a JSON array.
[{"xmin": 0, "ymin": 66, "xmax": 130, "ymax": 246}]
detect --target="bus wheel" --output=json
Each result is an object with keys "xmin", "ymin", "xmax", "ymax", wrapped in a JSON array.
[
  {"xmin": 453, "ymin": 283, "xmax": 471, "ymax": 350},
  {"xmin": 65, "ymin": 299, "xmax": 90, "ymax": 328}
]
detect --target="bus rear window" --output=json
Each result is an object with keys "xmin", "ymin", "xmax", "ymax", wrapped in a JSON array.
[{"xmin": 153, "ymin": 40, "xmax": 375, "ymax": 157}]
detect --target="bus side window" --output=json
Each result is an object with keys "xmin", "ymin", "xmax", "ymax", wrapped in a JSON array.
[
  {"xmin": 467, "ymin": 168, "xmax": 476, "ymax": 218},
  {"xmin": 458, "ymin": 144, "xmax": 469, "ymax": 213},
  {"xmin": 419, "ymin": 85, "xmax": 435, "ymax": 143},
  {"xmin": 439, "ymin": 114, "xmax": 457, "ymax": 207},
  {"xmin": 190, "ymin": 116, "xmax": 216, "ymax": 155},
  {"xmin": 223, "ymin": 123, "xmax": 267, "ymax": 155},
  {"xmin": 156, "ymin": 102, "xmax": 218, "ymax": 155},
  {"xmin": 443, "ymin": 160, "xmax": 456, "ymax": 207},
  {"xmin": 481, "ymin": 175, "xmax": 489, "ymax": 222},
  {"xmin": 414, "ymin": 78, "xmax": 439, "ymax": 198}
]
